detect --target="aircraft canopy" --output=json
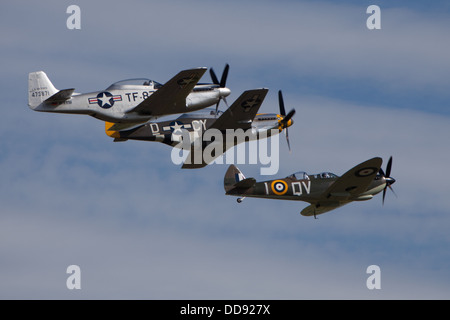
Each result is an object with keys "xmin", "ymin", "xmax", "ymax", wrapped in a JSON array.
[
  {"xmin": 106, "ymin": 78, "xmax": 163, "ymax": 90},
  {"xmin": 289, "ymin": 171, "xmax": 310, "ymax": 180},
  {"xmin": 312, "ymin": 172, "xmax": 339, "ymax": 179}
]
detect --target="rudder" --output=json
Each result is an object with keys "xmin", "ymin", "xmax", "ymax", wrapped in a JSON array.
[
  {"xmin": 28, "ymin": 71, "xmax": 58, "ymax": 108},
  {"xmin": 224, "ymin": 164, "xmax": 246, "ymax": 193}
]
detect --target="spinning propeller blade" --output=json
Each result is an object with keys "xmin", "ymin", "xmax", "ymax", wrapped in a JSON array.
[
  {"xmin": 279, "ymin": 90, "xmax": 286, "ymax": 117},
  {"xmin": 285, "ymin": 128, "xmax": 291, "ymax": 152},
  {"xmin": 379, "ymin": 156, "xmax": 396, "ymax": 205},
  {"xmin": 210, "ymin": 68, "xmax": 219, "ymax": 86},
  {"xmin": 210, "ymin": 64, "xmax": 230, "ymax": 114},
  {"xmin": 277, "ymin": 90, "xmax": 296, "ymax": 152}
]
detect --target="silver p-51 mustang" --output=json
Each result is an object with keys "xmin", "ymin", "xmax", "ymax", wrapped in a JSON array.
[{"xmin": 28, "ymin": 65, "xmax": 231, "ymax": 124}]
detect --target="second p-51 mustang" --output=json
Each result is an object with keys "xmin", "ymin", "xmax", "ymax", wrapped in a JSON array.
[
  {"xmin": 104, "ymin": 89, "xmax": 295, "ymax": 169},
  {"xmin": 28, "ymin": 65, "xmax": 231, "ymax": 124},
  {"xmin": 224, "ymin": 157, "xmax": 396, "ymax": 218}
]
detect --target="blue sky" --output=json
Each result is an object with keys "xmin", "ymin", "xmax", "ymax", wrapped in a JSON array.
[{"xmin": 1, "ymin": 0, "xmax": 450, "ymax": 299}]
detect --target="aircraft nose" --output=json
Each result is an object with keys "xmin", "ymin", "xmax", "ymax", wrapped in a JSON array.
[
  {"xmin": 287, "ymin": 118, "xmax": 294, "ymax": 127},
  {"xmin": 386, "ymin": 177, "xmax": 396, "ymax": 185},
  {"xmin": 219, "ymin": 87, "xmax": 231, "ymax": 97}
]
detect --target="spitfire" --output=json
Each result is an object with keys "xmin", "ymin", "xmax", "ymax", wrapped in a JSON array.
[
  {"xmin": 224, "ymin": 157, "xmax": 396, "ymax": 218},
  {"xmin": 28, "ymin": 65, "xmax": 231, "ymax": 124},
  {"xmin": 104, "ymin": 89, "xmax": 295, "ymax": 169}
]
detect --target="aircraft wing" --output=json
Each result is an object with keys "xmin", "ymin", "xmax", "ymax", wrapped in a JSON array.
[
  {"xmin": 181, "ymin": 143, "xmax": 223, "ymax": 169},
  {"xmin": 300, "ymin": 203, "xmax": 344, "ymax": 216},
  {"xmin": 181, "ymin": 135, "xmax": 255, "ymax": 169},
  {"xmin": 323, "ymin": 157, "xmax": 382, "ymax": 199},
  {"xmin": 128, "ymin": 68, "xmax": 207, "ymax": 116},
  {"xmin": 208, "ymin": 88, "xmax": 269, "ymax": 131},
  {"xmin": 233, "ymin": 177, "xmax": 257, "ymax": 189},
  {"xmin": 300, "ymin": 157, "xmax": 382, "ymax": 216},
  {"xmin": 181, "ymin": 89, "xmax": 268, "ymax": 169}
]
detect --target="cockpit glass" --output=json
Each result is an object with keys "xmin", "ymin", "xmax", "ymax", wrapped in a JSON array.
[
  {"xmin": 316, "ymin": 172, "xmax": 338, "ymax": 179},
  {"xmin": 107, "ymin": 78, "xmax": 163, "ymax": 90},
  {"xmin": 289, "ymin": 171, "xmax": 310, "ymax": 180}
]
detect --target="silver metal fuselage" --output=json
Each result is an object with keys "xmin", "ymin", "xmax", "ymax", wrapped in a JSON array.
[{"xmin": 33, "ymin": 84, "xmax": 230, "ymax": 123}]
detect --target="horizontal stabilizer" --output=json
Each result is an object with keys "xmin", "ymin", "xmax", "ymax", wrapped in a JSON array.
[
  {"xmin": 224, "ymin": 164, "xmax": 254, "ymax": 193},
  {"xmin": 233, "ymin": 177, "xmax": 256, "ymax": 189},
  {"xmin": 45, "ymin": 88, "xmax": 75, "ymax": 104}
]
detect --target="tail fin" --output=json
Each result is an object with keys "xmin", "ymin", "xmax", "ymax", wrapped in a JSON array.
[
  {"xmin": 224, "ymin": 165, "xmax": 245, "ymax": 192},
  {"xmin": 28, "ymin": 71, "xmax": 58, "ymax": 108},
  {"xmin": 224, "ymin": 165, "xmax": 256, "ymax": 193}
]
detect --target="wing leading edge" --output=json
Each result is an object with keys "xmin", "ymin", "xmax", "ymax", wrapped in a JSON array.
[
  {"xmin": 208, "ymin": 88, "xmax": 268, "ymax": 131},
  {"xmin": 128, "ymin": 68, "xmax": 207, "ymax": 116},
  {"xmin": 182, "ymin": 89, "xmax": 268, "ymax": 169}
]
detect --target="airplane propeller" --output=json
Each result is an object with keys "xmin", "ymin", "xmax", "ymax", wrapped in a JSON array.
[
  {"xmin": 277, "ymin": 90, "xmax": 296, "ymax": 152},
  {"xmin": 210, "ymin": 64, "xmax": 230, "ymax": 114},
  {"xmin": 379, "ymin": 156, "xmax": 396, "ymax": 205}
]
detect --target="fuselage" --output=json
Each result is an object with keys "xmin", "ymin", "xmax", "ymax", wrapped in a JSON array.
[
  {"xmin": 227, "ymin": 172, "xmax": 388, "ymax": 203},
  {"xmin": 32, "ymin": 79, "xmax": 230, "ymax": 123},
  {"xmin": 108, "ymin": 109, "xmax": 290, "ymax": 148}
]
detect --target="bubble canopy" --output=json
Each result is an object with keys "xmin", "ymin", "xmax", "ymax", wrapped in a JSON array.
[
  {"xmin": 288, "ymin": 172, "xmax": 310, "ymax": 180},
  {"xmin": 288, "ymin": 171, "xmax": 339, "ymax": 180},
  {"xmin": 106, "ymin": 78, "xmax": 163, "ymax": 90}
]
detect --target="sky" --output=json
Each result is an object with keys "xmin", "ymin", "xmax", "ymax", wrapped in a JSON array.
[{"xmin": 1, "ymin": 0, "xmax": 450, "ymax": 300}]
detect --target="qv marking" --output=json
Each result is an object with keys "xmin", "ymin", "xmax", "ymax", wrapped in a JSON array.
[
  {"xmin": 264, "ymin": 181, "xmax": 311, "ymax": 195},
  {"xmin": 292, "ymin": 181, "xmax": 311, "ymax": 195}
]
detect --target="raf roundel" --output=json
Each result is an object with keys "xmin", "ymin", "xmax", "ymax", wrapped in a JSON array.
[
  {"xmin": 355, "ymin": 167, "xmax": 378, "ymax": 177},
  {"xmin": 271, "ymin": 180, "xmax": 288, "ymax": 195}
]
